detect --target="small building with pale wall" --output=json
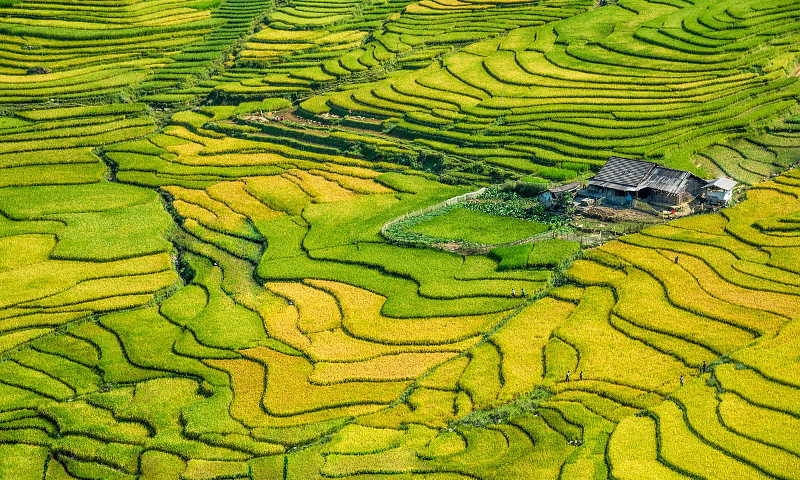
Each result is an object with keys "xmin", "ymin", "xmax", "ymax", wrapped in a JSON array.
[{"xmin": 702, "ymin": 177, "xmax": 737, "ymax": 205}]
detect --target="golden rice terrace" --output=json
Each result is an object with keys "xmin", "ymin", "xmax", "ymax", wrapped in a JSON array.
[{"xmin": 0, "ymin": 0, "xmax": 798, "ymax": 478}]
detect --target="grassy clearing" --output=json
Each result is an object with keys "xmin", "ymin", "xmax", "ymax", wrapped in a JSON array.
[{"xmin": 408, "ymin": 207, "xmax": 548, "ymax": 245}]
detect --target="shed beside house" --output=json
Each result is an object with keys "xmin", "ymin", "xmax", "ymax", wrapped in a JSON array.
[
  {"xmin": 702, "ymin": 177, "xmax": 737, "ymax": 205},
  {"xmin": 539, "ymin": 182, "xmax": 583, "ymax": 208}
]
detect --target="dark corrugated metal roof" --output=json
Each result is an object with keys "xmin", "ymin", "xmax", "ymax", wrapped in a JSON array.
[
  {"xmin": 642, "ymin": 166, "xmax": 691, "ymax": 195},
  {"xmin": 588, "ymin": 156, "xmax": 655, "ymax": 190}
]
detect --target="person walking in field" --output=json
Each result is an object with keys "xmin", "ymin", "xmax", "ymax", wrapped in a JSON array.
[
  {"xmin": 674, "ymin": 255, "xmax": 679, "ymax": 264},
  {"xmin": 565, "ymin": 371, "xmax": 571, "ymax": 382},
  {"xmin": 680, "ymin": 375, "xmax": 685, "ymax": 386},
  {"xmin": 579, "ymin": 371, "xmax": 583, "ymax": 381},
  {"xmin": 521, "ymin": 288, "xmax": 526, "ymax": 298},
  {"xmin": 511, "ymin": 288, "xmax": 516, "ymax": 297}
]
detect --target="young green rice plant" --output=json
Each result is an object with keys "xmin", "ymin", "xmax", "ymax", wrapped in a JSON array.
[
  {"xmin": 491, "ymin": 298, "xmax": 576, "ymax": 400},
  {"xmin": 308, "ymin": 279, "xmax": 504, "ymax": 344},
  {"xmin": 457, "ymin": 343, "xmax": 502, "ymax": 409},
  {"xmin": 11, "ymin": 349, "xmax": 101, "ymax": 395}
]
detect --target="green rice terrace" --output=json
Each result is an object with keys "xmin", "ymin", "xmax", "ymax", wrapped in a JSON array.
[{"xmin": 0, "ymin": 0, "xmax": 799, "ymax": 478}]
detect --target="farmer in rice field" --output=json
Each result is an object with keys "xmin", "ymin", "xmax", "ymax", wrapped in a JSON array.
[
  {"xmin": 521, "ymin": 288, "xmax": 526, "ymax": 297},
  {"xmin": 674, "ymin": 255, "xmax": 679, "ymax": 264},
  {"xmin": 579, "ymin": 371, "xmax": 583, "ymax": 381},
  {"xmin": 511, "ymin": 288, "xmax": 516, "ymax": 297},
  {"xmin": 565, "ymin": 371, "xmax": 571, "ymax": 382},
  {"xmin": 680, "ymin": 375, "xmax": 685, "ymax": 386}
]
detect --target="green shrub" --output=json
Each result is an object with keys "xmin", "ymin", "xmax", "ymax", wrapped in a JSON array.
[{"xmin": 501, "ymin": 180, "xmax": 548, "ymax": 197}]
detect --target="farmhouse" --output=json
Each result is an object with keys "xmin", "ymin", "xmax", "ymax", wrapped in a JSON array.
[{"xmin": 584, "ymin": 156, "xmax": 707, "ymax": 207}]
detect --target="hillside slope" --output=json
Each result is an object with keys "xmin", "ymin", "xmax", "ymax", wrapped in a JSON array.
[{"xmin": 0, "ymin": 0, "xmax": 798, "ymax": 478}]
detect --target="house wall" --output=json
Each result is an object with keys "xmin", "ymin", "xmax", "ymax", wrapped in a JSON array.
[
  {"xmin": 638, "ymin": 188, "xmax": 677, "ymax": 206},
  {"xmin": 707, "ymin": 190, "xmax": 732, "ymax": 204},
  {"xmin": 605, "ymin": 189, "xmax": 633, "ymax": 205},
  {"xmin": 585, "ymin": 185, "xmax": 634, "ymax": 205}
]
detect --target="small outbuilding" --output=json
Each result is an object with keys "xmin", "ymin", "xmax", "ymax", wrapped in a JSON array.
[
  {"xmin": 702, "ymin": 177, "xmax": 737, "ymax": 205},
  {"xmin": 539, "ymin": 182, "xmax": 583, "ymax": 208}
]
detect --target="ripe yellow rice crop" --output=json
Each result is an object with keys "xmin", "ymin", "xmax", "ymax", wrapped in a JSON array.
[
  {"xmin": 608, "ymin": 416, "xmax": 688, "ymax": 480},
  {"xmin": 243, "ymin": 347, "xmax": 407, "ymax": 418},
  {"xmin": 308, "ymin": 279, "xmax": 502, "ymax": 345},
  {"xmin": 283, "ymin": 170, "xmax": 355, "ymax": 203},
  {"xmin": 309, "ymin": 352, "xmax": 457, "ymax": 383},
  {"xmin": 266, "ymin": 281, "xmax": 341, "ymax": 334}
]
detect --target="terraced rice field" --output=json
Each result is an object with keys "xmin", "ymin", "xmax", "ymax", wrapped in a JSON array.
[
  {"xmin": 0, "ymin": 0, "xmax": 798, "ymax": 478},
  {"xmin": 0, "ymin": 0, "xmax": 270, "ymax": 104}
]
